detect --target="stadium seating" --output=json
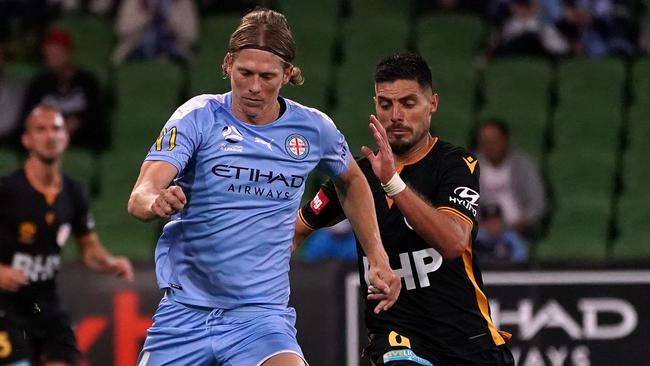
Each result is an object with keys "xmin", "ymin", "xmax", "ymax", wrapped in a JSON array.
[
  {"xmin": 342, "ymin": 17, "xmax": 410, "ymax": 68},
  {"xmin": 348, "ymin": 0, "xmax": 413, "ymax": 18},
  {"xmin": 113, "ymin": 61, "xmax": 182, "ymax": 141},
  {"xmin": 417, "ymin": 14, "xmax": 485, "ymax": 62},
  {"xmin": 190, "ymin": 14, "xmax": 241, "ymax": 96},
  {"xmin": 614, "ymin": 186, "xmax": 650, "ymax": 257},
  {"xmin": 0, "ymin": 149, "xmax": 19, "ymax": 174},
  {"xmin": 632, "ymin": 59, "xmax": 650, "ymax": 104},
  {"xmin": 62, "ymin": 148, "xmax": 101, "ymax": 197},
  {"xmin": 479, "ymin": 58, "xmax": 551, "ymax": 158},
  {"xmin": 332, "ymin": 62, "xmax": 376, "ymax": 153},
  {"xmin": 280, "ymin": 0, "xmax": 340, "ymax": 23},
  {"xmin": 539, "ymin": 148, "xmax": 614, "ymax": 261},
  {"xmin": 416, "ymin": 14, "xmax": 484, "ymax": 147},
  {"xmin": 333, "ymin": 13, "xmax": 409, "ymax": 153},
  {"xmin": 552, "ymin": 107, "xmax": 622, "ymax": 150},
  {"xmin": 422, "ymin": 57, "xmax": 476, "ymax": 148},
  {"xmin": 277, "ymin": 0, "xmax": 341, "ymax": 110},
  {"xmin": 614, "ymin": 209, "xmax": 650, "ymax": 258},
  {"xmin": 279, "ymin": 0, "xmax": 340, "ymax": 53},
  {"xmin": 546, "ymin": 148, "xmax": 616, "ymax": 200},
  {"xmin": 612, "ymin": 104, "xmax": 650, "ymax": 258},
  {"xmin": 535, "ymin": 198, "xmax": 609, "ymax": 259},
  {"xmin": 557, "ymin": 58, "xmax": 626, "ymax": 106},
  {"xmin": 535, "ymin": 58, "xmax": 626, "ymax": 260}
]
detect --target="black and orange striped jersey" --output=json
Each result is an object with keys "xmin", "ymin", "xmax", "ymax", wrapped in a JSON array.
[
  {"xmin": 299, "ymin": 139, "xmax": 510, "ymax": 363},
  {"xmin": 0, "ymin": 168, "xmax": 94, "ymax": 313}
]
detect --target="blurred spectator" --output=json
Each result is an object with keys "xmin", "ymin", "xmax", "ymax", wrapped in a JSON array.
[
  {"xmin": 487, "ymin": 0, "xmax": 570, "ymax": 58},
  {"xmin": 417, "ymin": 0, "xmax": 486, "ymax": 14},
  {"xmin": 300, "ymin": 220, "xmax": 357, "ymax": 262},
  {"xmin": 0, "ymin": 44, "xmax": 27, "ymax": 149},
  {"xmin": 20, "ymin": 28, "xmax": 110, "ymax": 153},
  {"xmin": 475, "ymin": 203, "xmax": 528, "ymax": 262},
  {"xmin": 111, "ymin": 0, "xmax": 199, "ymax": 65},
  {"xmin": 58, "ymin": 0, "xmax": 118, "ymax": 14},
  {"xmin": 0, "ymin": 0, "xmax": 62, "ymax": 62},
  {"xmin": 475, "ymin": 119, "xmax": 547, "ymax": 241},
  {"xmin": 555, "ymin": 0, "xmax": 636, "ymax": 57}
]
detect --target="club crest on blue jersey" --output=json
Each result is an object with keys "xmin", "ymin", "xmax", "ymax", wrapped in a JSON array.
[{"xmin": 285, "ymin": 134, "xmax": 309, "ymax": 160}]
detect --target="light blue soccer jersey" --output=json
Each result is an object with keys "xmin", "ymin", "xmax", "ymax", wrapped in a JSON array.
[{"xmin": 145, "ymin": 92, "xmax": 350, "ymax": 309}]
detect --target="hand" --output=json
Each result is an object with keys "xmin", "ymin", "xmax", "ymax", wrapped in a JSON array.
[
  {"xmin": 150, "ymin": 185, "xmax": 186, "ymax": 218},
  {"xmin": 0, "ymin": 265, "xmax": 28, "ymax": 292},
  {"xmin": 366, "ymin": 262, "xmax": 401, "ymax": 314},
  {"xmin": 106, "ymin": 256, "xmax": 135, "ymax": 282},
  {"xmin": 361, "ymin": 115, "xmax": 397, "ymax": 184}
]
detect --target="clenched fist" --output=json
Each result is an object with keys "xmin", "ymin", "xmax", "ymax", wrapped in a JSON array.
[{"xmin": 151, "ymin": 185, "xmax": 187, "ymax": 218}]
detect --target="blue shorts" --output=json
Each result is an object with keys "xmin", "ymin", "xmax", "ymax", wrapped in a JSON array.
[{"xmin": 136, "ymin": 295, "xmax": 306, "ymax": 366}]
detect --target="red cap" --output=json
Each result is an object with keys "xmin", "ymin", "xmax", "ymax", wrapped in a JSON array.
[{"xmin": 43, "ymin": 28, "xmax": 73, "ymax": 51}]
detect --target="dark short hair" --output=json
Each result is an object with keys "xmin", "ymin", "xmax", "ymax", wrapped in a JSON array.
[
  {"xmin": 480, "ymin": 118, "xmax": 510, "ymax": 139},
  {"xmin": 374, "ymin": 52, "xmax": 434, "ymax": 92}
]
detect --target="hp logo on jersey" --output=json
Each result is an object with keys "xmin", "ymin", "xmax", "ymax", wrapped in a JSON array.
[{"xmin": 285, "ymin": 134, "xmax": 310, "ymax": 160}]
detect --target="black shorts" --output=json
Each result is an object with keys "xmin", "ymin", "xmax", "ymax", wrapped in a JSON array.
[
  {"xmin": 0, "ymin": 307, "xmax": 80, "ymax": 366},
  {"xmin": 365, "ymin": 331, "xmax": 514, "ymax": 366}
]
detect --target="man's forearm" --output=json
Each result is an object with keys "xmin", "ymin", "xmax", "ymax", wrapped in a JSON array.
[
  {"xmin": 128, "ymin": 161, "xmax": 179, "ymax": 221},
  {"xmin": 392, "ymin": 188, "xmax": 470, "ymax": 259},
  {"xmin": 127, "ymin": 187, "xmax": 157, "ymax": 221},
  {"xmin": 334, "ymin": 167, "xmax": 387, "ymax": 264},
  {"xmin": 78, "ymin": 233, "xmax": 115, "ymax": 272}
]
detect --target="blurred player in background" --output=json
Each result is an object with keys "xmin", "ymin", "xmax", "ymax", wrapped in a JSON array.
[
  {"xmin": 0, "ymin": 105, "xmax": 134, "ymax": 366},
  {"xmin": 128, "ymin": 8, "xmax": 399, "ymax": 366},
  {"xmin": 295, "ymin": 52, "xmax": 514, "ymax": 365}
]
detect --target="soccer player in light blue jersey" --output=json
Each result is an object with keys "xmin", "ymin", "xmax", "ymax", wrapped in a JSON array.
[{"xmin": 128, "ymin": 8, "xmax": 400, "ymax": 366}]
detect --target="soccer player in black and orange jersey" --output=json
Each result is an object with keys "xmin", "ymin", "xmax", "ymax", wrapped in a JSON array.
[
  {"xmin": 0, "ymin": 105, "xmax": 134, "ymax": 366},
  {"xmin": 294, "ymin": 52, "xmax": 514, "ymax": 366}
]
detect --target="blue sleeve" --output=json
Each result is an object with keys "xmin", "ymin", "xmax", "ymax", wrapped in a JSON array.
[
  {"xmin": 315, "ymin": 116, "xmax": 350, "ymax": 177},
  {"xmin": 145, "ymin": 107, "xmax": 204, "ymax": 174}
]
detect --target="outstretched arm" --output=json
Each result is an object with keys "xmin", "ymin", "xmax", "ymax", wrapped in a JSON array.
[
  {"xmin": 77, "ymin": 232, "xmax": 134, "ymax": 281},
  {"xmin": 361, "ymin": 115, "xmax": 471, "ymax": 259},
  {"xmin": 128, "ymin": 160, "xmax": 186, "ymax": 221},
  {"xmin": 332, "ymin": 160, "xmax": 401, "ymax": 313}
]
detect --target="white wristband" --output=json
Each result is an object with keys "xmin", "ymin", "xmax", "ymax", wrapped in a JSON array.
[{"xmin": 381, "ymin": 172, "xmax": 406, "ymax": 197}]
